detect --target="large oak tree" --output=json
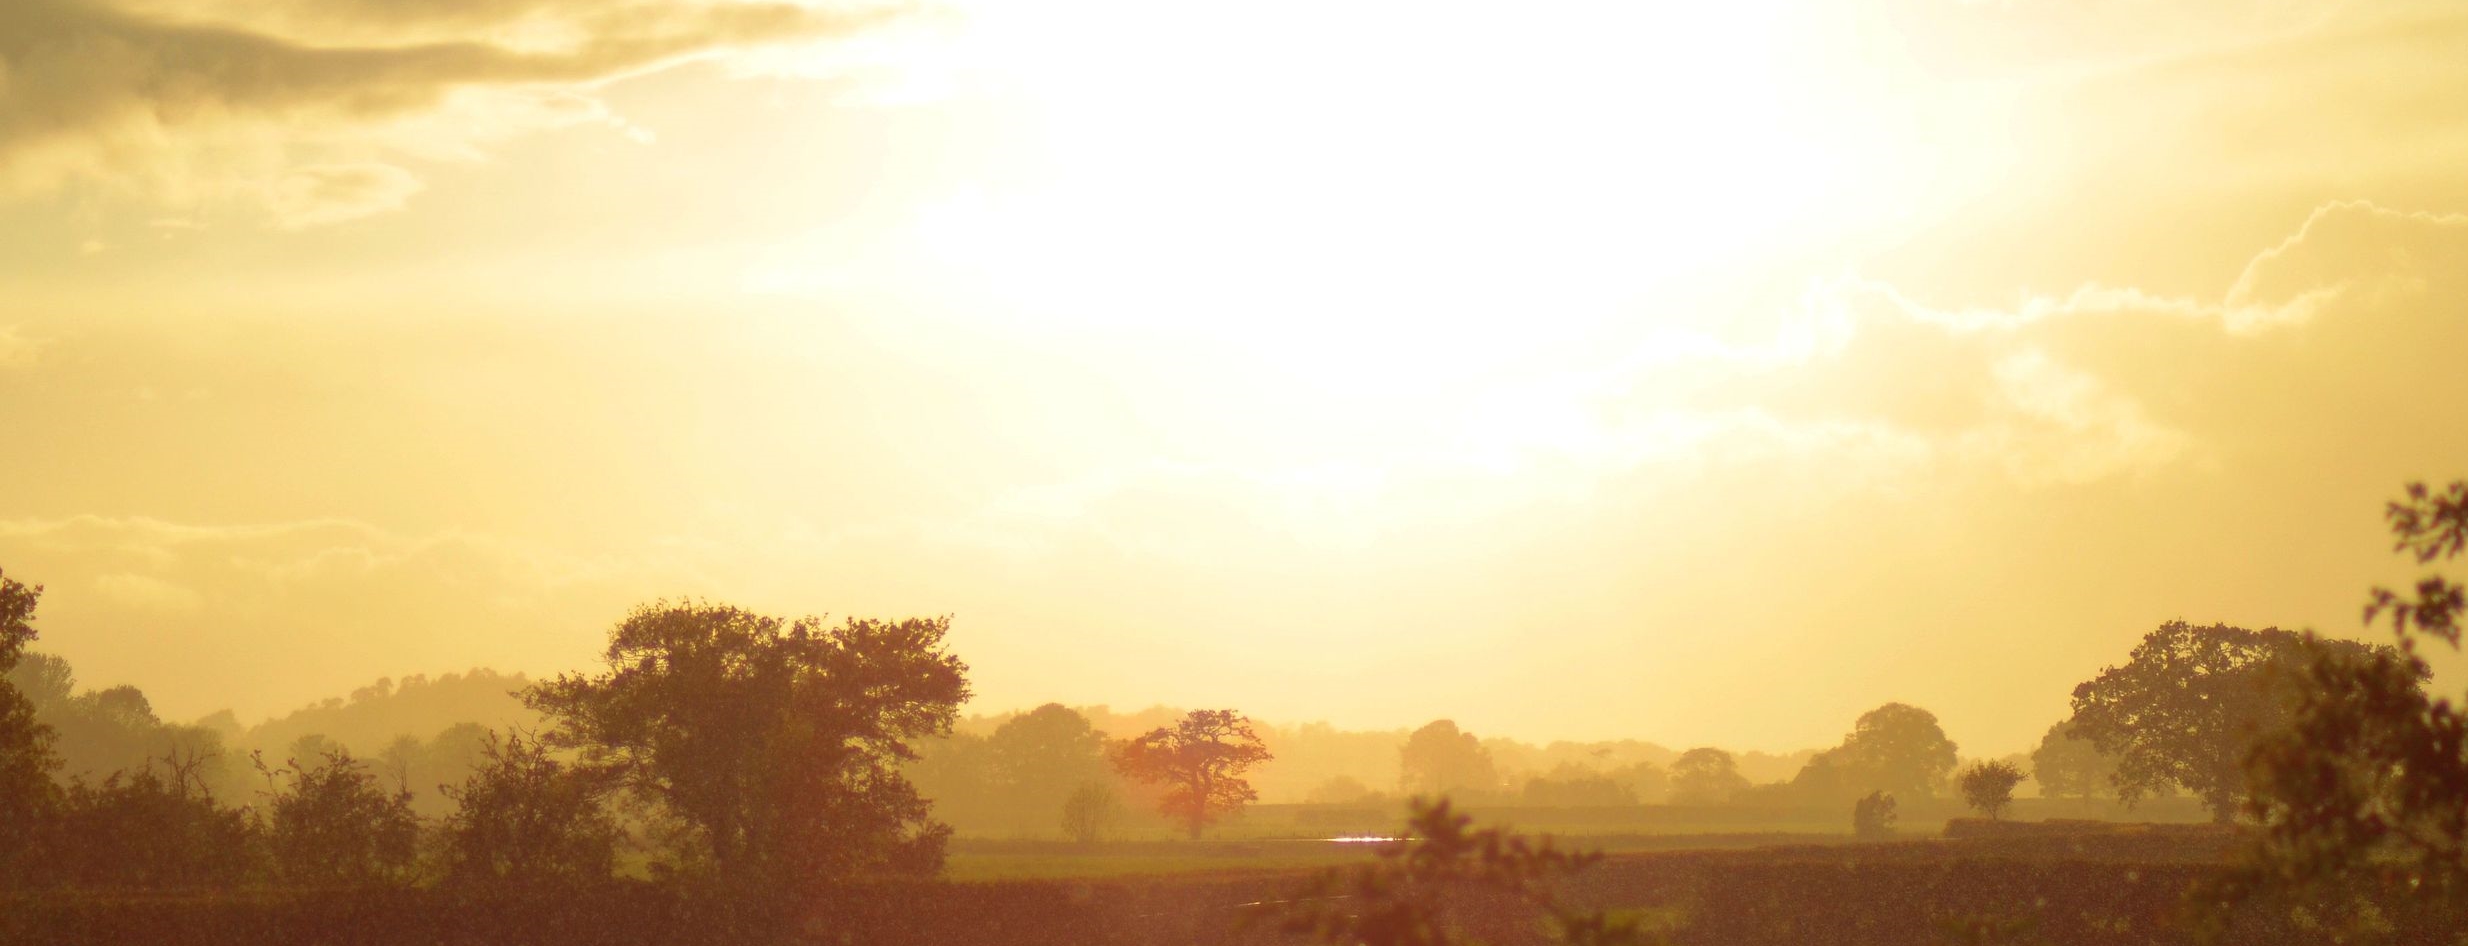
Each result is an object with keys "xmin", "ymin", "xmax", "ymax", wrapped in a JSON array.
[{"xmin": 1113, "ymin": 709, "xmax": 1271, "ymax": 839}]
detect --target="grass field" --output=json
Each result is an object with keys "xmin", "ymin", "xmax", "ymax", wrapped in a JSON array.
[{"xmin": 18, "ymin": 821, "xmax": 2398, "ymax": 946}]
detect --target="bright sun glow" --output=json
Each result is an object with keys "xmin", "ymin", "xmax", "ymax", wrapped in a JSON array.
[{"xmin": 834, "ymin": 1, "xmax": 1875, "ymax": 378}]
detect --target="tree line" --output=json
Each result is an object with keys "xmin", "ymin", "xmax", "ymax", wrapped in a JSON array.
[{"xmin": 2, "ymin": 478, "xmax": 2463, "ymax": 937}]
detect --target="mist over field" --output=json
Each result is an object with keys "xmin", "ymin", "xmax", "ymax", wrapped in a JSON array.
[{"xmin": 6, "ymin": 0, "xmax": 2468, "ymax": 943}]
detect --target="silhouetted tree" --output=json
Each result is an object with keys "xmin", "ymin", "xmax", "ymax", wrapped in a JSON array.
[
  {"xmin": 1398, "ymin": 720, "xmax": 1498, "ymax": 797},
  {"xmin": 526, "ymin": 602, "xmax": 969, "ymax": 888},
  {"xmin": 47, "ymin": 761, "xmax": 257, "ymax": 888},
  {"xmin": 258, "ymin": 748, "xmax": 421, "ymax": 887},
  {"xmin": 0, "ymin": 568, "xmax": 59, "ymax": 886},
  {"xmin": 1852, "ymin": 791, "xmax": 1897, "ymax": 839},
  {"xmin": 1958, "ymin": 761, "xmax": 2027, "ymax": 821},
  {"xmin": 2067, "ymin": 620, "xmax": 2370, "ymax": 822},
  {"xmin": 1059, "ymin": 781, "xmax": 1120, "ymax": 845},
  {"xmin": 2213, "ymin": 480, "xmax": 2468, "ymax": 932},
  {"xmin": 1272, "ymin": 797, "xmax": 1663, "ymax": 945},
  {"xmin": 1669, "ymin": 748, "xmax": 1748, "ymax": 804},
  {"xmin": 1113, "ymin": 709, "xmax": 1272, "ymax": 839},
  {"xmin": 438, "ymin": 728, "xmax": 620, "ymax": 889},
  {"xmin": 2027, "ymin": 721, "xmax": 2116, "ymax": 800},
  {"xmin": 988, "ymin": 703, "xmax": 1110, "ymax": 834},
  {"xmin": 1793, "ymin": 703, "xmax": 1959, "ymax": 802}
]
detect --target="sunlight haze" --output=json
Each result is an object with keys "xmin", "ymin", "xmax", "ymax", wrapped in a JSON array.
[{"xmin": 5, "ymin": 0, "xmax": 2466, "ymax": 759}]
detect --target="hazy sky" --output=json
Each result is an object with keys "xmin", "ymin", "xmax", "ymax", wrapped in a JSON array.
[{"xmin": 5, "ymin": 0, "xmax": 2466, "ymax": 756}]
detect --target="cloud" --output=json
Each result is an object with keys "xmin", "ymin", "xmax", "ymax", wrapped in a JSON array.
[
  {"xmin": 264, "ymin": 163, "xmax": 423, "ymax": 228},
  {"xmin": 0, "ymin": 0, "xmax": 899, "ymax": 225}
]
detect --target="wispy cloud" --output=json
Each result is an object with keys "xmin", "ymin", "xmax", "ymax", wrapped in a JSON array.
[{"xmin": 0, "ymin": 0, "xmax": 905, "ymax": 226}]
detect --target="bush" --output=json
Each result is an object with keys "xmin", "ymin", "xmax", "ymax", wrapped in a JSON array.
[{"xmin": 1852, "ymin": 791, "xmax": 1897, "ymax": 839}]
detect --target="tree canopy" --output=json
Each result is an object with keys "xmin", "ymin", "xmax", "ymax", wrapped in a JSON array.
[
  {"xmin": 1398, "ymin": 719, "xmax": 1498, "ymax": 798},
  {"xmin": 2221, "ymin": 480, "xmax": 2468, "ymax": 930},
  {"xmin": 2067, "ymin": 620, "xmax": 2375, "ymax": 822},
  {"xmin": 1669, "ymin": 748, "xmax": 1747, "ymax": 805},
  {"xmin": 1791, "ymin": 703, "xmax": 1959, "ymax": 802},
  {"xmin": 1113, "ymin": 709, "xmax": 1272, "ymax": 839},
  {"xmin": 526, "ymin": 601, "xmax": 970, "ymax": 887}
]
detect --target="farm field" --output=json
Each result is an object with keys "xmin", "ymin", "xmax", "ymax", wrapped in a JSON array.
[{"xmin": 9, "ymin": 823, "xmax": 2347, "ymax": 946}]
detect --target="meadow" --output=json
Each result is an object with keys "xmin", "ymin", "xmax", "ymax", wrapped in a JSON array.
[{"xmin": 7, "ymin": 820, "xmax": 2321, "ymax": 946}]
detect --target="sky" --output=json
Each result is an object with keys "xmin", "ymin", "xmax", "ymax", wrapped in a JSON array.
[{"xmin": 4, "ymin": 0, "xmax": 2467, "ymax": 757}]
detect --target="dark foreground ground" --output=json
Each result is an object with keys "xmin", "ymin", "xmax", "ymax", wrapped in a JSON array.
[{"xmin": 0, "ymin": 826, "xmax": 2409, "ymax": 946}]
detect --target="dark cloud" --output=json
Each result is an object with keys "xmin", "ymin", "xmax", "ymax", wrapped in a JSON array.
[{"xmin": 0, "ymin": 0, "xmax": 897, "ymax": 220}]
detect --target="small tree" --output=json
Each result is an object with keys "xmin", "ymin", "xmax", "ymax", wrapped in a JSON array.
[
  {"xmin": 1059, "ymin": 781, "xmax": 1120, "ymax": 845},
  {"xmin": 1958, "ymin": 761, "xmax": 2028, "ymax": 821},
  {"xmin": 439, "ymin": 729, "xmax": 620, "ymax": 889},
  {"xmin": 1113, "ymin": 709, "xmax": 1272, "ymax": 839},
  {"xmin": 1271, "ymin": 797, "xmax": 1664, "ymax": 945},
  {"xmin": 258, "ymin": 749, "xmax": 421, "ymax": 887},
  {"xmin": 1852, "ymin": 791, "xmax": 1897, "ymax": 839}
]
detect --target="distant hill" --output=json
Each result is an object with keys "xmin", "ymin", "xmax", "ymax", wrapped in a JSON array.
[{"xmin": 232, "ymin": 669, "xmax": 538, "ymax": 758}]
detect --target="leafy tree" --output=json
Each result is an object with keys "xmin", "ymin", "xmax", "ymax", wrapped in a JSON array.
[
  {"xmin": 1793, "ymin": 703, "xmax": 1959, "ymax": 802},
  {"xmin": 1958, "ymin": 761, "xmax": 2028, "ymax": 821},
  {"xmin": 1852, "ymin": 790, "xmax": 1897, "ymax": 839},
  {"xmin": 438, "ymin": 728, "xmax": 620, "ymax": 889},
  {"xmin": 1113, "ymin": 709, "xmax": 1272, "ymax": 839},
  {"xmin": 2027, "ymin": 721, "xmax": 2117, "ymax": 800},
  {"xmin": 46, "ymin": 761, "xmax": 258, "ymax": 888},
  {"xmin": 1398, "ymin": 720, "xmax": 1498, "ymax": 797},
  {"xmin": 258, "ymin": 748, "xmax": 421, "ymax": 887},
  {"xmin": 526, "ymin": 602, "xmax": 970, "ymax": 887},
  {"xmin": 2067, "ymin": 620, "xmax": 2372, "ymax": 822},
  {"xmin": 1668, "ymin": 748, "xmax": 1748, "ymax": 804},
  {"xmin": 1059, "ymin": 781, "xmax": 1120, "ymax": 845},
  {"xmin": 2215, "ymin": 480, "xmax": 2468, "ymax": 932},
  {"xmin": 988, "ymin": 703, "xmax": 1110, "ymax": 833},
  {"xmin": 0, "ymin": 568, "xmax": 59, "ymax": 885},
  {"xmin": 1271, "ymin": 797, "xmax": 1664, "ymax": 946}
]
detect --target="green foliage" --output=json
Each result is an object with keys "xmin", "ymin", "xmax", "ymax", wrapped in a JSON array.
[
  {"xmin": 257, "ymin": 748, "xmax": 422, "ymax": 887},
  {"xmin": 1269, "ymin": 797, "xmax": 1665, "ymax": 946},
  {"xmin": 1668, "ymin": 747, "xmax": 1747, "ymax": 804},
  {"xmin": 2210, "ymin": 480, "xmax": 2468, "ymax": 937},
  {"xmin": 1112, "ymin": 709, "xmax": 1273, "ymax": 839},
  {"xmin": 1058, "ymin": 780, "xmax": 1120, "ymax": 845},
  {"xmin": 525, "ymin": 601, "xmax": 970, "ymax": 888},
  {"xmin": 438, "ymin": 728, "xmax": 620, "ymax": 889},
  {"xmin": 1852, "ymin": 790, "xmax": 1897, "ymax": 839},
  {"xmin": 1957, "ymin": 761, "xmax": 2028, "ymax": 821},
  {"xmin": 2067, "ymin": 620, "xmax": 2368, "ymax": 822}
]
